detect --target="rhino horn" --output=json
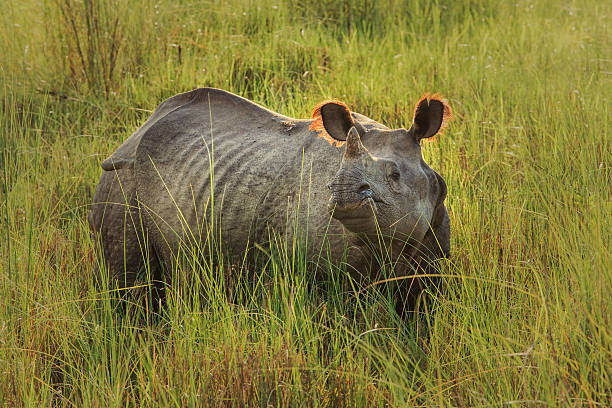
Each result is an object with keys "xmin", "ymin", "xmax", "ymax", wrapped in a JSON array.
[{"xmin": 344, "ymin": 127, "xmax": 366, "ymax": 159}]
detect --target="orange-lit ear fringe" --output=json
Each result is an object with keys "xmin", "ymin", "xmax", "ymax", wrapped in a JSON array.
[
  {"xmin": 414, "ymin": 93, "xmax": 453, "ymax": 142},
  {"xmin": 309, "ymin": 99, "xmax": 350, "ymax": 146}
]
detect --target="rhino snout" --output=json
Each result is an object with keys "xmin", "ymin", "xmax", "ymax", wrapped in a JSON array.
[{"xmin": 328, "ymin": 182, "xmax": 378, "ymax": 218}]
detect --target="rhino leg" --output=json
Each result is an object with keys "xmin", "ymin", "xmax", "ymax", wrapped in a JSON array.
[
  {"xmin": 395, "ymin": 205, "xmax": 450, "ymax": 317},
  {"xmin": 88, "ymin": 168, "xmax": 162, "ymax": 298}
]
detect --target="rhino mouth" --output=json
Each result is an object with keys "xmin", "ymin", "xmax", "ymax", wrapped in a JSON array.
[{"xmin": 328, "ymin": 189, "xmax": 384, "ymax": 221}]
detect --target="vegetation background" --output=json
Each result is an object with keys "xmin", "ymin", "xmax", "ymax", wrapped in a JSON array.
[{"xmin": 1, "ymin": 0, "xmax": 610, "ymax": 406}]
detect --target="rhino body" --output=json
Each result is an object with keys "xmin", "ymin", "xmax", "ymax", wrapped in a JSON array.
[{"xmin": 89, "ymin": 88, "xmax": 451, "ymax": 312}]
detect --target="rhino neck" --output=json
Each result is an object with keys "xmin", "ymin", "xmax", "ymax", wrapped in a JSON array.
[{"xmin": 250, "ymin": 134, "xmax": 343, "ymax": 241}]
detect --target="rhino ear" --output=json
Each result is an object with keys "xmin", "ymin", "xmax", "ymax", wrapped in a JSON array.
[
  {"xmin": 318, "ymin": 101, "xmax": 355, "ymax": 141},
  {"xmin": 409, "ymin": 94, "xmax": 452, "ymax": 141}
]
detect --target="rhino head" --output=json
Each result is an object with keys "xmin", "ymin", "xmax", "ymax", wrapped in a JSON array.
[{"xmin": 319, "ymin": 96, "xmax": 452, "ymax": 257}]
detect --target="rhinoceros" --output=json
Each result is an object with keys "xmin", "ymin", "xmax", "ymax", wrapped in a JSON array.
[{"xmin": 88, "ymin": 87, "xmax": 451, "ymax": 313}]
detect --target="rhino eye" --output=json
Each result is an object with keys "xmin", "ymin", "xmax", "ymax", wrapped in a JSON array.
[
  {"xmin": 391, "ymin": 170, "xmax": 400, "ymax": 182},
  {"xmin": 387, "ymin": 163, "xmax": 401, "ymax": 183}
]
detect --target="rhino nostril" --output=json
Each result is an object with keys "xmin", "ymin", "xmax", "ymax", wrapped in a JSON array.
[
  {"xmin": 357, "ymin": 183, "xmax": 372, "ymax": 197},
  {"xmin": 358, "ymin": 183, "xmax": 371, "ymax": 194},
  {"xmin": 327, "ymin": 182, "xmax": 332, "ymax": 191}
]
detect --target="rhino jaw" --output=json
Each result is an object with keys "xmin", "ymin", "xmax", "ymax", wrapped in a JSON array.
[{"xmin": 328, "ymin": 185, "xmax": 384, "ymax": 234}]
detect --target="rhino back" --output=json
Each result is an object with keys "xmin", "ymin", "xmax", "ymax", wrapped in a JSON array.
[
  {"xmin": 101, "ymin": 89, "xmax": 204, "ymax": 171},
  {"xmin": 134, "ymin": 88, "xmax": 342, "ymax": 262}
]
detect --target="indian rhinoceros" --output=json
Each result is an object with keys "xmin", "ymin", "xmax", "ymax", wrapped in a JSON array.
[{"xmin": 88, "ymin": 87, "xmax": 451, "ymax": 313}]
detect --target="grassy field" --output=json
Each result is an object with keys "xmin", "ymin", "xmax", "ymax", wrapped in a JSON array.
[{"xmin": 1, "ymin": 0, "xmax": 610, "ymax": 406}]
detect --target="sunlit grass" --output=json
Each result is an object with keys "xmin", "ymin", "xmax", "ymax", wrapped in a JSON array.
[{"xmin": 1, "ymin": 0, "xmax": 610, "ymax": 405}]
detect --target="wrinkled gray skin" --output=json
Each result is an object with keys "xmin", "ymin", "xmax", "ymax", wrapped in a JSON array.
[{"xmin": 89, "ymin": 88, "xmax": 450, "ymax": 313}]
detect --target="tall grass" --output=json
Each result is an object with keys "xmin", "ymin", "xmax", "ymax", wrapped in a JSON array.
[{"xmin": 1, "ymin": 0, "xmax": 610, "ymax": 405}]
